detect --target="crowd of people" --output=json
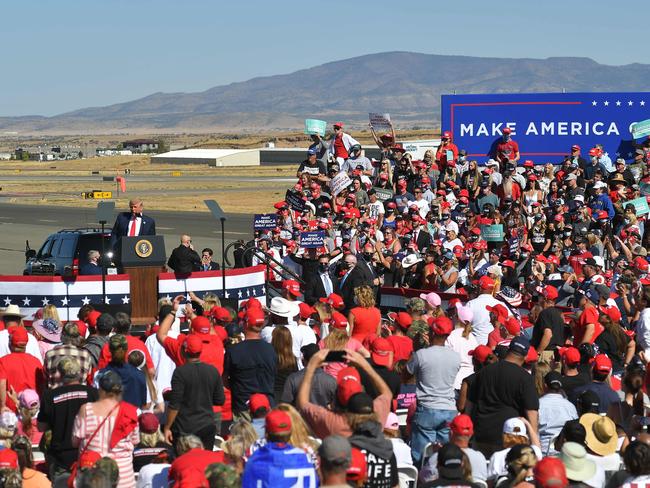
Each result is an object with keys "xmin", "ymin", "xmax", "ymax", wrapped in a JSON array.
[{"xmin": 0, "ymin": 122, "xmax": 650, "ymax": 487}]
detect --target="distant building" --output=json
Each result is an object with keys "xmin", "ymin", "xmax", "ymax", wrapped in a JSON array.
[{"xmin": 122, "ymin": 139, "xmax": 159, "ymax": 153}]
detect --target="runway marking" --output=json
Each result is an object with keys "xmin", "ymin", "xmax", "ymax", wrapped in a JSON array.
[
  {"xmin": 0, "ymin": 217, "xmax": 14, "ymax": 220},
  {"xmin": 211, "ymin": 231, "xmax": 249, "ymax": 236},
  {"xmin": 157, "ymin": 226, "xmax": 175, "ymax": 230},
  {"xmin": 38, "ymin": 219, "xmax": 59, "ymax": 223}
]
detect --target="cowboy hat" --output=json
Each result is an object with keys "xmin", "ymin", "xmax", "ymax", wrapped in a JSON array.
[
  {"xmin": 0, "ymin": 304, "xmax": 25, "ymax": 318},
  {"xmin": 560, "ymin": 442, "xmax": 596, "ymax": 481},
  {"xmin": 269, "ymin": 297, "xmax": 300, "ymax": 319},
  {"xmin": 401, "ymin": 254, "xmax": 422, "ymax": 269}
]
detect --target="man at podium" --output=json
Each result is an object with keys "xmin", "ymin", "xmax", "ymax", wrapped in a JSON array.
[{"xmin": 109, "ymin": 198, "xmax": 156, "ymax": 251}]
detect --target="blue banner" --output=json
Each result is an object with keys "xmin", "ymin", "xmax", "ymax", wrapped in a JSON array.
[{"xmin": 441, "ymin": 92, "xmax": 650, "ymax": 164}]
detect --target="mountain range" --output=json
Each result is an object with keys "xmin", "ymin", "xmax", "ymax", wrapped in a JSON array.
[{"xmin": 3, "ymin": 51, "xmax": 650, "ymax": 134}]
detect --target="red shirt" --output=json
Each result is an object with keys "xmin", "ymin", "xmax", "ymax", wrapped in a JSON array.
[
  {"xmin": 97, "ymin": 335, "xmax": 155, "ymax": 370},
  {"xmin": 495, "ymin": 139, "xmax": 520, "ymax": 162},
  {"xmin": 163, "ymin": 333, "xmax": 224, "ymax": 374},
  {"xmin": 573, "ymin": 306, "xmax": 602, "ymax": 346},
  {"xmin": 333, "ymin": 134, "xmax": 348, "ymax": 159},
  {"xmin": 487, "ymin": 327, "xmax": 507, "ymax": 349},
  {"xmin": 0, "ymin": 352, "xmax": 44, "ymax": 411},
  {"xmin": 169, "ymin": 448, "xmax": 225, "ymax": 488},
  {"xmin": 435, "ymin": 143, "xmax": 459, "ymax": 170},
  {"xmin": 349, "ymin": 306, "xmax": 381, "ymax": 342},
  {"xmin": 568, "ymin": 251, "xmax": 593, "ymax": 278},
  {"xmin": 387, "ymin": 335, "xmax": 413, "ymax": 362}
]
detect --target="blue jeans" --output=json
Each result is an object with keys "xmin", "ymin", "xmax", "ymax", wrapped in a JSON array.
[{"xmin": 410, "ymin": 406, "xmax": 457, "ymax": 465}]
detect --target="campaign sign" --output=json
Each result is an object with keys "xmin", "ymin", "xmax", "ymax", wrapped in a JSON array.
[
  {"xmin": 304, "ymin": 118, "xmax": 327, "ymax": 136},
  {"xmin": 330, "ymin": 171, "xmax": 352, "ymax": 196},
  {"xmin": 373, "ymin": 187, "xmax": 394, "ymax": 202},
  {"xmin": 626, "ymin": 197, "xmax": 650, "ymax": 216},
  {"xmin": 632, "ymin": 119, "xmax": 650, "ymax": 139},
  {"xmin": 480, "ymin": 224, "xmax": 504, "ymax": 242},
  {"xmin": 300, "ymin": 231, "xmax": 325, "ymax": 248},
  {"xmin": 285, "ymin": 189, "xmax": 306, "ymax": 212},
  {"xmin": 441, "ymin": 92, "xmax": 650, "ymax": 164},
  {"xmin": 253, "ymin": 213, "xmax": 278, "ymax": 230},
  {"xmin": 369, "ymin": 112, "xmax": 392, "ymax": 130}
]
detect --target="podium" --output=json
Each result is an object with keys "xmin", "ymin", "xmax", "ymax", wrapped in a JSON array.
[{"xmin": 120, "ymin": 236, "xmax": 166, "ymax": 325}]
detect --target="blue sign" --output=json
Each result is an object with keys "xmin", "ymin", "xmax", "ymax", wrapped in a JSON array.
[
  {"xmin": 253, "ymin": 213, "xmax": 278, "ymax": 230},
  {"xmin": 441, "ymin": 92, "xmax": 650, "ymax": 164},
  {"xmin": 300, "ymin": 231, "xmax": 325, "ymax": 248}
]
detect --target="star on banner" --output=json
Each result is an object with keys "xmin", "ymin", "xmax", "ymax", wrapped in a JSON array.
[
  {"xmin": 628, "ymin": 152, "xmax": 633, "ymax": 157},
  {"xmin": 224, "ymin": 291, "xmax": 230, "ymax": 299},
  {"xmin": 122, "ymin": 296, "xmax": 130, "ymax": 304},
  {"xmin": 22, "ymin": 297, "xmax": 30, "ymax": 306},
  {"xmin": 238, "ymin": 290, "xmax": 243, "ymax": 299},
  {"xmin": 628, "ymin": 101, "xmax": 634, "ymax": 106},
  {"xmin": 604, "ymin": 101, "xmax": 610, "ymax": 106},
  {"xmin": 61, "ymin": 297, "xmax": 69, "ymax": 306},
  {"xmin": 246, "ymin": 289, "xmax": 250, "ymax": 297},
  {"xmin": 615, "ymin": 152, "xmax": 621, "ymax": 157},
  {"xmin": 81, "ymin": 296, "xmax": 91, "ymax": 306},
  {"xmin": 616, "ymin": 100, "xmax": 621, "ymax": 106},
  {"xmin": 104, "ymin": 297, "xmax": 111, "ymax": 304},
  {"xmin": 41, "ymin": 297, "xmax": 50, "ymax": 306},
  {"xmin": 592, "ymin": 100, "xmax": 597, "ymax": 106},
  {"xmin": 252, "ymin": 289, "xmax": 257, "ymax": 296},
  {"xmin": 3, "ymin": 297, "xmax": 11, "ymax": 306},
  {"xmin": 641, "ymin": 101, "xmax": 646, "ymax": 106}
]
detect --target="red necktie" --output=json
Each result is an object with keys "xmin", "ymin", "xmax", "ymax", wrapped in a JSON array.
[{"xmin": 128, "ymin": 216, "xmax": 137, "ymax": 236}]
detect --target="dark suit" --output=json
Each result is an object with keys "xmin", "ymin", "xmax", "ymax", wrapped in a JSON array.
[
  {"xmin": 167, "ymin": 245, "xmax": 201, "ymax": 273},
  {"xmin": 109, "ymin": 212, "xmax": 156, "ymax": 250},
  {"xmin": 79, "ymin": 262, "xmax": 103, "ymax": 276},
  {"xmin": 303, "ymin": 272, "xmax": 340, "ymax": 306},
  {"xmin": 339, "ymin": 266, "xmax": 368, "ymax": 311},
  {"xmin": 412, "ymin": 229, "xmax": 431, "ymax": 252},
  {"xmin": 199, "ymin": 261, "xmax": 220, "ymax": 271}
]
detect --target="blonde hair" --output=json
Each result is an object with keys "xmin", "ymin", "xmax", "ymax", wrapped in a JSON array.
[
  {"xmin": 507, "ymin": 446, "xmax": 538, "ymax": 485},
  {"xmin": 534, "ymin": 362, "xmax": 551, "ymax": 396},
  {"xmin": 324, "ymin": 328, "xmax": 349, "ymax": 350},
  {"xmin": 459, "ymin": 318, "xmax": 473, "ymax": 339},
  {"xmin": 354, "ymin": 285, "xmax": 375, "ymax": 309},
  {"xmin": 503, "ymin": 433, "xmax": 530, "ymax": 448},
  {"xmin": 202, "ymin": 292, "xmax": 221, "ymax": 309},
  {"xmin": 345, "ymin": 412, "xmax": 378, "ymax": 432},
  {"xmin": 229, "ymin": 420, "xmax": 258, "ymax": 450},
  {"xmin": 276, "ymin": 404, "xmax": 318, "ymax": 451},
  {"xmin": 42, "ymin": 304, "xmax": 60, "ymax": 322},
  {"xmin": 140, "ymin": 430, "xmax": 163, "ymax": 447},
  {"xmin": 314, "ymin": 302, "xmax": 332, "ymax": 322}
]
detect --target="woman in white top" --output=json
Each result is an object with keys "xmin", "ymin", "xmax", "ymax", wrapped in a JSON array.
[
  {"xmin": 445, "ymin": 303, "xmax": 478, "ymax": 392},
  {"xmin": 487, "ymin": 417, "xmax": 542, "ymax": 482}
]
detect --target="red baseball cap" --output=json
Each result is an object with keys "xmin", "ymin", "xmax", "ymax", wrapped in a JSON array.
[
  {"xmin": 542, "ymin": 285, "xmax": 559, "ymax": 301},
  {"xmin": 559, "ymin": 346, "xmax": 580, "ymax": 366},
  {"xmin": 449, "ymin": 414, "xmax": 474, "ymax": 437},
  {"xmin": 185, "ymin": 334, "xmax": 204, "ymax": 355},
  {"xmin": 442, "ymin": 131, "xmax": 452, "ymax": 139},
  {"xmin": 502, "ymin": 259, "xmax": 515, "ymax": 268},
  {"xmin": 347, "ymin": 448, "xmax": 368, "ymax": 483},
  {"xmin": 265, "ymin": 410, "xmax": 292, "ymax": 435},
  {"xmin": 337, "ymin": 367, "xmax": 362, "ymax": 406},
  {"xmin": 592, "ymin": 354, "xmax": 612, "ymax": 374},
  {"xmin": 370, "ymin": 338, "xmax": 393, "ymax": 367},
  {"xmin": 242, "ymin": 297, "xmax": 263, "ymax": 310},
  {"xmin": 634, "ymin": 256, "xmax": 649, "ymax": 272},
  {"xmin": 502, "ymin": 127, "xmax": 512, "ymax": 134},
  {"xmin": 478, "ymin": 275, "xmax": 495, "ymax": 290},
  {"xmin": 601, "ymin": 305, "xmax": 622, "ymax": 323},
  {"xmin": 191, "ymin": 316, "xmax": 211, "ymax": 335},
  {"xmin": 298, "ymin": 302, "xmax": 315, "ymax": 320},
  {"xmin": 273, "ymin": 201, "xmax": 288, "ymax": 210},
  {"xmin": 391, "ymin": 311, "xmax": 412, "ymax": 330},
  {"xmin": 10, "ymin": 327, "xmax": 29, "ymax": 347},
  {"xmin": 526, "ymin": 347, "xmax": 539, "ymax": 364},
  {"xmin": 138, "ymin": 412, "xmax": 160, "ymax": 434},
  {"xmin": 534, "ymin": 457, "xmax": 568, "ymax": 488},
  {"xmin": 245, "ymin": 308, "xmax": 266, "ymax": 328},
  {"xmin": 320, "ymin": 293, "xmax": 345, "ymax": 310},
  {"xmin": 75, "ymin": 320, "xmax": 88, "ymax": 339},
  {"xmin": 330, "ymin": 311, "xmax": 349, "ymax": 330},
  {"xmin": 428, "ymin": 316, "xmax": 454, "ymax": 336},
  {"xmin": 333, "ymin": 122, "xmax": 344, "ymax": 128},
  {"xmin": 86, "ymin": 310, "xmax": 101, "ymax": 328},
  {"xmin": 571, "ymin": 145, "xmax": 581, "ymax": 151},
  {"xmin": 503, "ymin": 316, "xmax": 521, "ymax": 336},
  {"xmin": 249, "ymin": 393, "xmax": 271, "ymax": 414},
  {"xmin": 210, "ymin": 306, "xmax": 231, "ymax": 323},
  {"xmin": 78, "ymin": 450, "xmax": 101, "ymax": 470},
  {"xmin": 486, "ymin": 303, "xmax": 508, "ymax": 323},
  {"xmin": 523, "ymin": 160, "xmax": 534, "ymax": 168},
  {"xmin": 469, "ymin": 345, "xmax": 493, "ymax": 364},
  {"xmin": 282, "ymin": 280, "xmax": 302, "ymax": 297}
]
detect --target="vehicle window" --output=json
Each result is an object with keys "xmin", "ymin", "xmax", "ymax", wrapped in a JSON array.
[
  {"xmin": 49, "ymin": 239, "xmax": 62, "ymax": 257},
  {"xmin": 37, "ymin": 238, "xmax": 54, "ymax": 258},
  {"xmin": 58, "ymin": 238, "xmax": 76, "ymax": 259},
  {"xmin": 78, "ymin": 235, "xmax": 108, "ymax": 263}
]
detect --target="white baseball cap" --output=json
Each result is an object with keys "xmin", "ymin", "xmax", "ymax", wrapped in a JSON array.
[{"xmin": 503, "ymin": 418, "xmax": 528, "ymax": 438}]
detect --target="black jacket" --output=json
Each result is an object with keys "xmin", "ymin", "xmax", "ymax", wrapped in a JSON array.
[
  {"xmin": 167, "ymin": 245, "xmax": 201, "ymax": 273},
  {"xmin": 340, "ymin": 265, "xmax": 369, "ymax": 311},
  {"xmin": 303, "ymin": 272, "xmax": 340, "ymax": 306}
]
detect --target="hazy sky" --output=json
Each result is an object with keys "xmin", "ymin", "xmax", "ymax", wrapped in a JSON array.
[{"xmin": 2, "ymin": 0, "xmax": 648, "ymax": 116}]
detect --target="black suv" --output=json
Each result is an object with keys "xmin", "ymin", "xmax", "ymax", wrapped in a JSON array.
[{"xmin": 24, "ymin": 228, "xmax": 113, "ymax": 276}]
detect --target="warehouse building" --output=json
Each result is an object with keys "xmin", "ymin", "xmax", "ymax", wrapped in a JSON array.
[{"xmin": 152, "ymin": 148, "xmax": 260, "ymax": 167}]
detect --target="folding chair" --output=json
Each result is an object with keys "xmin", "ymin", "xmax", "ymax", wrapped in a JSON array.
[
  {"xmin": 213, "ymin": 435, "xmax": 225, "ymax": 451},
  {"xmin": 419, "ymin": 442, "xmax": 436, "ymax": 473},
  {"xmin": 397, "ymin": 464, "xmax": 418, "ymax": 488}
]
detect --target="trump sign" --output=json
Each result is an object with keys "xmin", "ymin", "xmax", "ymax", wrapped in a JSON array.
[{"xmin": 441, "ymin": 92, "xmax": 650, "ymax": 164}]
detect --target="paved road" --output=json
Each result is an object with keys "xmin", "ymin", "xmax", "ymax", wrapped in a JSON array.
[
  {"xmin": 0, "ymin": 202, "xmax": 254, "ymax": 275},
  {"xmin": 1, "ymin": 175, "xmax": 294, "ymax": 183}
]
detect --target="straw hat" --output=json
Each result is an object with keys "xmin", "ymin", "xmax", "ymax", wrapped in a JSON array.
[
  {"xmin": 579, "ymin": 413, "xmax": 618, "ymax": 456},
  {"xmin": 0, "ymin": 305, "xmax": 25, "ymax": 318}
]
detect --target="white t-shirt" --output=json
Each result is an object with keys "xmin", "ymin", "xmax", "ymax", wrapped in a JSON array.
[
  {"xmin": 636, "ymin": 308, "xmax": 650, "ymax": 353},
  {"xmin": 145, "ymin": 328, "xmax": 179, "ymax": 403},
  {"xmin": 407, "ymin": 199, "xmax": 430, "ymax": 219},
  {"xmin": 421, "ymin": 447, "xmax": 487, "ymax": 483},
  {"xmin": 442, "ymin": 237, "xmax": 463, "ymax": 252},
  {"xmin": 467, "ymin": 293, "xmax": 510, "ymax": 345},
  {"xmin": 368, "ymin": 201, "xmax": 385, "ymax": 219},
  {"xmin": 0, "ymin": 329, "xmax": 42, "ymax": 363},
  {"xmin": 285, "ymin": 322, "xmax": 317, "ymax": 369},
  {"xmin": 136, "ymin": 463, "xmax": 171, "ymax": 488},
  {"xmin": 445, "ymin": 328, "xmax": 479, "ymax": 390}
]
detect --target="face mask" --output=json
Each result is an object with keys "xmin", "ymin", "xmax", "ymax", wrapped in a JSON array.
[
  {"xmin": 563, "ymin": 231, "xmax": 572, "ymax": 237},
  {"xmin": 624, "ymin": 218, "xmax": 630, "ymax": 225},
  {"xmin": 363, "ymin": 252, "xmax": 373, "ymax": 261},
  {"xmin": 442, "ymin": 214, "xmax": 450, "ymax": 221},
  {"xmin": 318, "ymin": 263, "xmax": 329, "ymax": 272}
]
